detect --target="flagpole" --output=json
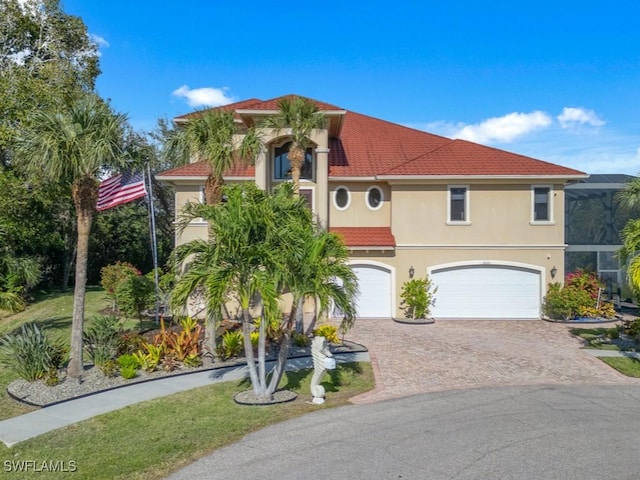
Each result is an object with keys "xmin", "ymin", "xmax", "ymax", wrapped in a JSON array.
[{"xmin": 145, "ymin": 163, "xmax": 160, "ymax": 324}]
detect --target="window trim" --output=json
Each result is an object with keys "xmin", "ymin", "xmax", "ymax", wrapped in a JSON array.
[
  {"xmin": 300, "ymin": 186, "xmax": 316, "ymax": 214},
  {"xmin": 447, "ymin": 185, "xmax": 471, "ymax": 225},
  {"xmin": 531, "ymin": 184, "xmax": 555, "ymax": 225},
  {"xmin": 333, "ymin": 185, "xmax": 351, "ymax": 211},
  {"xmin": 271, "ymin": 139, "xmax": 315, "ymax": 183},
  {"xmin": 366, "ymin": 186, "xmax": 384, "ymax": 211}
]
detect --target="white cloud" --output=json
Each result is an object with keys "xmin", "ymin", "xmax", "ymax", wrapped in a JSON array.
[
  {"xmin": 557, "ymin": 107, "xmax": 605, "ymax": 130},
  {"xmin": 452, "ymin": 111, "xmax": 552, "ymax": 143},
  {"xmin": 171, "ymin": 85, "xmax": 235, "ymax": 108}
]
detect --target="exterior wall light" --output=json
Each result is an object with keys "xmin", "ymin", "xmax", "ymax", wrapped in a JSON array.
[
  {"xmin": 409, "ymin": 266, "xmax": 415, "ymax": 279},
  {"xmin": 550, "ymin": 266, "xmax": 557, "ymax": 279}
]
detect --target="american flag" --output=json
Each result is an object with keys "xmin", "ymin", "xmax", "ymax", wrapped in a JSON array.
[{"xmin": 96, "ymin": 170, "xmax": 147, "ymax": 211}]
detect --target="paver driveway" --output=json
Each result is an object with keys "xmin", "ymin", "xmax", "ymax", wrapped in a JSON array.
[{"xmin": 341, "ymin": 319, "xmax": 640, "ymax": 404}]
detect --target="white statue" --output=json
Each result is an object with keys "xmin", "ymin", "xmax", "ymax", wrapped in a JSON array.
[{"xmin": 310, "ymin": 336, "xmax": 335, "ymax": 404}]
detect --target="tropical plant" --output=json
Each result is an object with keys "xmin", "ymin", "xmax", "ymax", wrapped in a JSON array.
[
  {"xmin": 221, "ymin": 329, "xmax": 244, "ymax": 359},
  {"xmin": 313, "ymin": 325, "xmax": 339, "ymax": 344},
  {"xmin": 0, "ymin": 323, "xmax": 65, "ymax": 381},
  {"xmin": 542, "ymin": 281, "xmax": 596, "ymax": 320},
  {"xmin": 0, "ymin": 250, "xmax": 42, "ymax": 313},
  {"xmin": 400, "ymin": 277, "xmax": 438, "ymax": 319},
  {"xmin": 261, "ymin": 96, "xmax": 326, "ymax": 196},
  {"xmin": 171, "ymin": 182, "xmax": 358, "ymax": 401},
  {"xmin": 14, "ymin": 94, "xmax": 127, "ymax": 378},
  {"xmin": 83, "ymin": 315, "xmax": 122, "ymax": 367},
  {"xmin": 162, "ymin": 109, "xmax": 261, "ymax": 205}
]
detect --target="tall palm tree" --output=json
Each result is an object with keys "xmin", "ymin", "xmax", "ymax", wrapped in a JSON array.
[
  {"xmin": 163, "ymin": 109, "xmax": 261, "ymax": 205},
  {"xmin": 617, "ymin": 175, "xmax": 640, "ymax": 210},
  {"xmin": 262, "ymin": 96, "xmax": 326, "ymax": 196},
  {"xmin": 171, "ymin": 183, "xmax": 357, "ymax": 400},
  {"xmin": 14, "ymin": 94, "xmax": 126, "ymax": 378}
]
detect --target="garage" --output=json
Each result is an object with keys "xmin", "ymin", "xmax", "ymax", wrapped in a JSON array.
[
  {"xmin": 430, "ymin": 264, "xmax": 542, "ymax": 319},
  {"xmin": 351, "ymin": 264, "xmax": 393, "ymax": 318}
]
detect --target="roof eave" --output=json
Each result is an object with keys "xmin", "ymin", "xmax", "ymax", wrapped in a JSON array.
[{"xmin": 377, "ymin": 174, "xmax": 589, "ymax": 181}]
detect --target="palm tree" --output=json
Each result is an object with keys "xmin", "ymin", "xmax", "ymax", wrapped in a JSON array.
[
  {"xmin": 171, "ymin": 183, "xmax": 358, "ymax": 400},
  {"xmin": 14, "ymin": 94, "xmax": 126, "ymax": 378},
  {"xmin": 617, "ymin": 175, "xmax": 640, "ymax": 210},
  {"xmin": 163, "ymin": 109, "xmax": 261, "ymax": 205},
  {"xmin": 262, "ymin": 96, "xmax": 326, "ymax": 196}
]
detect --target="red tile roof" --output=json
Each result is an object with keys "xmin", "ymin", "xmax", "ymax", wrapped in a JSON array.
[
  {"xmin": 158, "ymin": 94, "xmax": 586, "ymax": 180},
  {"xmin": 330, "ymin": 227, "xmax": 396, "ymax": 248}
]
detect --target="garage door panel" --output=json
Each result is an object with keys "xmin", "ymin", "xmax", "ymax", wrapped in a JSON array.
[
  {"xmin": 431, "ymin": 265, "xmax": 541, "ymax": 319},
  {"xmin": 352, "ymin": 265, "xmax": 392, "ymax": 318}
]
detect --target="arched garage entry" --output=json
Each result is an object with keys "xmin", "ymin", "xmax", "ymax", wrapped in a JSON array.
[
  {"xmin": 429, "ymin": 262, "xmax": 543, "ymax": 319},
  {"xmin": 349, "ymin": 261, "xmax": 395, "ymax": 318}
]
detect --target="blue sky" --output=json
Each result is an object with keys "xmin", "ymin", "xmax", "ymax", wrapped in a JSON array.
[{"xmin": 63, "ymin": 0, "xmax": 640, "ymax": 175}]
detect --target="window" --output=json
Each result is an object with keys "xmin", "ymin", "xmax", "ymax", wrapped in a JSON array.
[
  {"xmin": 366, "ymin": 186, "xmax": 383, "ymax": 210},
  {"xmin": 273, "ymin": 141, "xmax": 314, "ymax": 181},
  {"xmin": 532, "ymin": 186, "xmax": 552, "ymax": 222},
  {"xmin": 334, "ymin": 186, "xmax": 350, "ymax": 210},
  {"xmin": 448, "ymin": 186, "xmax": 468, "ymax": 223}
]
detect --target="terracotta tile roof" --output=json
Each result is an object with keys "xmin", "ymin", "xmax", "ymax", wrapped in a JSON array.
[
  {"xmin": 173, "ymin": 98, "xmax": 262, "ymax": 122},
  {"xmin": 156, "ymin": 160, "xmax": 254, "ymax": 179},
  {"xmin": 159, "ymin": 94, "xmax": 587, "ymax": 180},
  {"xmin": 236, "ymin": 94, "xmax": 344, "ymax": 112},
  {"xmin": 330, "ymin": 227, "xmax": 396, "ymax": 248}
]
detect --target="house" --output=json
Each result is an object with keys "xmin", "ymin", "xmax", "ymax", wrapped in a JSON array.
[
  {"xmin": 156, "ymin": 95, "xmax": 587, "ymax": 320},
  {"xmin": 565, "ymin": 174, "xmax": 638, "ymax": 299}
]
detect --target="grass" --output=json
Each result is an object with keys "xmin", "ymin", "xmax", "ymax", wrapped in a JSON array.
[
  {"xmin": 0, "ymin": 362, "xmax": 374, "ymax": 479},
  {"xmin": 0, "ymin": 288, "xmax": 151, "ymax": 421},
  {"xmin": 600, "ymin": 356, "xmax": 640, "ymax": 377},
  {"xmin": 569, "ymin": 326, "xmax": 640, "ymax": 351}
]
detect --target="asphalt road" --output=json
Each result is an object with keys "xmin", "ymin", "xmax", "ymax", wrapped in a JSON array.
[{"xmin": 166, "ymin": 385, "xmax": 640, "ymax": 480}]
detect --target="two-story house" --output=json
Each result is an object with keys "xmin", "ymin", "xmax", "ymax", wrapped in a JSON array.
[{"xmin": 156, "ymin": 95, "xmax": 587, "ymax": 320}]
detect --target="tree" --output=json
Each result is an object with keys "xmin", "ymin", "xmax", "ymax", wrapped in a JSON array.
[
  {"xmin": 262, "ymin": 96, "xmax": 326, "ymax": 196},
  {"xmin": 0, "ymin": 0, "xmax": 99, "ymax": 159},
  {"xmin": 14, "ymin": 94, "xmax": 126, "ymax": 378},
  {"xmin": 171, "ymin": 183, "xmax": 358, "ymax": 401},
  {"xmin": 162, "ymin": 109, "xmax": 261, "ymax": 205}
]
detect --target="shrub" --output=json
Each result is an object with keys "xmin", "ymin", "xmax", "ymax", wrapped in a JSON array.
[
  {"xmin": 116, "ymin": 331, "xmax": 146, "ymax": 356},
  {"xmin": 133, "ymin": 343, "xmax": 164, "ymax": 372},
  {"xmin": 183, "ymin": 353, "xmax": 202, "ymax": 367},
  {"xmin": 100, "ymin": 359, "xmax": 119, "ymax": 377},
  {"xmin": 400, "ymin": 277, "xmax": 437, "ymax": 319},
  {"xmin": 292, "ymin": 331, "xmax": 310, "ymax": 347},
  {"xmin": 565, "ymin": 269, "xmax": 604, "ymax": 300},
  {"xmin": 115, "ymin": 274, "xmax": 155, "ymax": 320},
  {"xmin": 116, "ymin": 353, "xmax": 140, "ymax": 370},
  {"xmin": 100, "ymin": 262, "xmax": 140, "ymax": 312},
  {"xmin": 542, "ymin": 282, "xmax": 594, "ymax": 320},
  {"xmin": 313, "ymin": 324, "xmax": 339, "ymax": 344},
  {"xmin": 155, "ymin": 316, "xmax": 202, "ymax": 361},
  {"xmin": 0, "ymin": 323, "xmax": 64, "ymax": 381},
  {"xmin": 120, "ymin": 364, "xmax": 138, "ymax": 379},
  {"xmin": 221, "ymin": 330, "xmax": 244, "ymax": 359},
  {"xmin": 83, "ymin": 315, "xmax": 122, "ymax": 366}
]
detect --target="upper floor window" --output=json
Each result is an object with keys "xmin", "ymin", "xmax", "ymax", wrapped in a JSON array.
[
  {"xmin": 334, "ymin": 186, "xmax": 351, "ymax": 210},
  {"xmin": 273, "ymin": 141, "xmax": 314, "ymax": 181},
  {"xmin": 448, "ymin": 186, "xmax": 469, "ymax": 223},
  {"xmin": 532, "ymin": 186, "xmax": 552, "ymax": 222},
  {"xmin": 366, "ymin": 186, "xmax": 383, "ymax": 210}
]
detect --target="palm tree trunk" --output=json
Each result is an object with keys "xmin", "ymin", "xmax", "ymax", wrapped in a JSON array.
[
  {"xmin": 288, "ymin": 146, "xmax": 304, "ymax": 197},
  {"xmin": 242, "ymin": 307, "xmax": 262, "ymax": 397},
  {"xmin": 267, "ymin": 302, "xmax": 297, "ymax": 394},
  {"xmin": 67, "ymin": 207, "xmax": 92, "ymax": 378}
]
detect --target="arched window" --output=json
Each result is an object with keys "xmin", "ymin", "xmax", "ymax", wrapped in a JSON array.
[{"xmin": 273, "ymin": 141, "xmax": 314, "ymax": 181}]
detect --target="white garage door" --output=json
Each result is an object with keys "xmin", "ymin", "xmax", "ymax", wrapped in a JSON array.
[
  {"xmin": 352, "ymin": 265, "xmax": 392, "ymax": 318},
  {"xmin": 430, "ymin": 265, "xmax": 541, "ymax": 319}
]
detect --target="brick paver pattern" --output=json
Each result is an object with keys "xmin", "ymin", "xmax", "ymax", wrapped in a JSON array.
[{"xmin": 341, "ymin": 320, "xmax": 640, "ymax": 404}]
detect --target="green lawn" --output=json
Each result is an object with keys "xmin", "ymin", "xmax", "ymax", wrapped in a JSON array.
[
  {"xmin": 600, "ymin": 356, "xmax": 640, "ymax": 377},
  {"xmin": 0, "ymin": 363, "xmax": 373, "ymax": 479},
  {"xmin": 0, "ymin": 290, "xmax": 375, "ymax": 479}
]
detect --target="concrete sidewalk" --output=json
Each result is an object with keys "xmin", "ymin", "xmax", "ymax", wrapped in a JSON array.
[{"xmin": 0, "ymin": 352, "xmax": 369, "ymax": 447}]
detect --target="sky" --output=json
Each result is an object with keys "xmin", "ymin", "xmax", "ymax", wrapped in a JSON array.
[{"xmin": 62, "ymin": 0, "xmax": 640, "ymax": 175}]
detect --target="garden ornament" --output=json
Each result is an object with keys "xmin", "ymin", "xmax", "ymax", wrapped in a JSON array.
[{"xmin": 310, "ymin": 336, "xmax": 335, "ymax": 404}]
